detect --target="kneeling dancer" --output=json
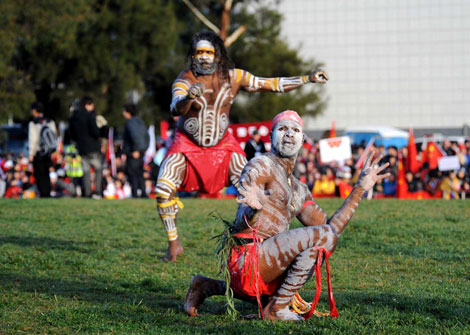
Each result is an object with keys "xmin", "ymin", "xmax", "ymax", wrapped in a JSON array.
[{"xmin": 184, "ymin": 110, "xmax": 389, "ymax": 321}]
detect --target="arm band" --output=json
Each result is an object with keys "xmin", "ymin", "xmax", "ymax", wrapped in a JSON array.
[{"xmin": 297, "ymin": 200, "xmax": 317, "ymax": 216}]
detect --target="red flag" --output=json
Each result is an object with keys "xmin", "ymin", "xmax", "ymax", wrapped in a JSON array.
[
  {"xmin": 397, "ymin": 153, "xmax": 408, "ymax": 199},
  {"xmin": 406, "ymin": 128, "xmax": 419, "ymax": 173},
  {"xmin": 302, "ymin": 136, "xmax": 313, "ymax": 152},
  {"xmin": 338, "ymin": 182, "xmax": 353, "ymax": 198},
  {"xmin": 330, "ymin": 120, "xmax": 336, "ymax": 138},
  {"xmin": 160, "ymin": 121, "xmax": 170, "ymax": 140},
  {"xmin": 421, "ymin": 141, "xmax": 445, "ymax": 170}
]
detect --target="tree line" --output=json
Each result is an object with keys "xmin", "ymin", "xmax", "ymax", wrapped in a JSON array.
[{"xmin": 0, "ymin": 0, "xmax": 327, "ymax": 128}]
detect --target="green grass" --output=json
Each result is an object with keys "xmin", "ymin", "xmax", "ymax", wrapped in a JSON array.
[{"xmin": 0, "ymin": 198, "xmax": 469, "ymax": 334}]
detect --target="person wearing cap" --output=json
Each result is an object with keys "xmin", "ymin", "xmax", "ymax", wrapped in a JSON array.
[
  {"xmin": 184, "ymin": 110, "xmax": 390, "ymax": 321},
  {"xmin": 157, "ymin": 31, "xmax": 329, "ymax": 262}
]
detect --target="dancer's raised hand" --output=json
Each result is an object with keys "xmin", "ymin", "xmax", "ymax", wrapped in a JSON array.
[
  {"xmin": 356, "ymin": 151, "xmax": 390, "ymax": 191},
  {"xmin": 237, "ymin": 178, "xmax": 272, "ymax": 210}
]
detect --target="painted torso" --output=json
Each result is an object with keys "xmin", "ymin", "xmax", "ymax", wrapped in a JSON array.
[
  {"xmin": 234, "ymin": 152, "xmax": 309, "ymax": 239},
  {"xmin": 173, "ymin": 69, "xmax": 241, "ymax": 147}
]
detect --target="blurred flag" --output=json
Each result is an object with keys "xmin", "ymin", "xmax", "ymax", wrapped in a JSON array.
[
  {"xmin": 107, "ymin": 127, "xmax": 117, "ymax": 177},
  {"xmin": 145, "ymin": 125, "xmax": 156, "ymax": 164},
  {"xmin": 421, "ymin": 141, "xmax": 445, "ymax": 170},
  {"xmin": 56, "ymin": 135, "xmax": 64, "ymax": 155},
  {"xmin": 302, "ymin": 136, "xmax": 314, "ymax": 152},
  {"xmin": 406, "ymin": 127, "xmax": 419, "ymax": 173},
  {"xmin": 354, "ymin": 137, "xmax": 375, "ymax": 169},
  {"xmin": 338, "ymin": 182, "xmax": 353, "ymax": 198},
  {"xmin": 397, "ymin": 153, "xmax": 408, "ymax": 199},
  {"xmin": 330, "ymin": 120, "xmax": 336, "ymax": 138},
  {"xmin": 160, "ymin": 120, "xmax": 170, "ymax": 140}
]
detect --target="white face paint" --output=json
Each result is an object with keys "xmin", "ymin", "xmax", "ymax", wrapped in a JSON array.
[
  {"xmin": 271, "ymin": 120, "xmax": 304, "ymax": 158},
  {"xmin": 193, "ymin": 40, "xmax": 216, "ymax": 75},
  {"xmin": 195, "ymin": 40, "xmax": 215, "ymax": 63}
]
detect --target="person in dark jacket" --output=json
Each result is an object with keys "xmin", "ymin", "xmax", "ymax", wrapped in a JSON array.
[
  {"xmin": 122, "ymin": 104, "xmax": 149, "ymax": 198},
  {"xmin": 69, "ymin": 96, "xmax": 103, "ymax": 198},
  {"xmin": 244, "ymin": 129, "xmax": 266, "ymax": 161}
]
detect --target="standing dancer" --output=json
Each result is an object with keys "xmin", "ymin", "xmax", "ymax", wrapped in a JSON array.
[
  {"xmin": 184, "ymin": 110, "xmax": 390, "ymax": 320},
  {"xmin": 157, "ymin": 31, "xmax": 329, "ymax": 261}
]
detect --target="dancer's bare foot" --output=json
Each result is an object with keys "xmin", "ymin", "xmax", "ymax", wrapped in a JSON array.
[
  {"xmin": 183, "ymin": 275, "xmax": 226, "ymax": 316},
  {"xmin": 184, "ymin": 275, "xmax": 206, "ymax": 316},
  {"xmin": 163, "ymin": 239, "xmax": 184, "ymax": 262},
  {"xmin": 262, "ymin": 299, "xmax": 302, "ymax": 321}
]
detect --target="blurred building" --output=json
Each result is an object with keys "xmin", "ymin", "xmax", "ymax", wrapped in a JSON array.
[{"xmin": 275, "ymin": 0, "xmax": 470, "ymax": 137}]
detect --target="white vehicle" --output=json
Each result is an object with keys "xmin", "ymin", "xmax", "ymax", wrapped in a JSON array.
[{"xmin": 344, "ymin": 126, "xmax": 409, "ymax": 148}]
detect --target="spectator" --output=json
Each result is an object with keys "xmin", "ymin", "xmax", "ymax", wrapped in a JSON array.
[
  {"xmin": 442, "ymin": 139, "xmax": 456, "ymax": 156},
  {"xmin": 244, "ymin": 129, "xmax": 266, "ymax": 161},
  {"xmin": 50, "ymin": 169, "xmax": 74, "ymax": 197},
  {"xmin": 441, "ymin": 171, "xmax": 461, "ymax": 199},
  {"xmin": 64, "ymin": 144, "xmax": 84, "ymax": 197},
  {"xmin": 383, "ymin": 172, "xmax": 397, "ymax": 196},
  {"xmin": 69, "ymin": 96, "xmax": 103, "ymax": 198},
  {"xmin": 122, "ymin": 104, "xmax": 149, "ymax": 198},
  {"xmin": 313, "ymin": 167, "xmax": 336, "ymax": 196},
  {"xmin": 424, "ymin": 169, "xmax": 442, "ymax": 197},
  {"xmin": 28, "ymin": 102, "xmax": 57, "ymax": 197},
  {"xmin": 457, "ymin": 168, "xmax": 469, "ymax": 199},
  {"xmin": 405, "ymin": 171, "xmax": 418, "ymax": 193}
]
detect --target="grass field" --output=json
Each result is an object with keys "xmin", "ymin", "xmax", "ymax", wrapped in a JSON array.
[{"xmin": 0, "ymin": 198, "xmax": 469, "ymax": 335}]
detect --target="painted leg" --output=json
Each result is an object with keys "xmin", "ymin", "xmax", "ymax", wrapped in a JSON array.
[
  {"xmin": 184, "ymin": 275, "xmax": 226, "ymax": 316},
  {"xmin": 263, "ymin": 247, "xmax": 318, "ymax": 321},
  {"xmin": 156, "ymin": 153, "xmax": 186, "ymax": 262},
  {"xmin": 258, "ymin": 225, "xmax": 338, "ymax": 321}
]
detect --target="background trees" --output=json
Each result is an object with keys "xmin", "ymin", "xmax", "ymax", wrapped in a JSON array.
[{"xmin": 0, "ymin": 0, "xmax": 327, "ymax": 128}]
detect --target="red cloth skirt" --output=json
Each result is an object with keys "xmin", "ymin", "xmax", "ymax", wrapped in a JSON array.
[
  {"xmin": 166, "ymin": 130, "xmax": 245, "ymax": 194},
  {"xmin": 228, "ymin": 234, "xmax": 281, "ymax": 298}
]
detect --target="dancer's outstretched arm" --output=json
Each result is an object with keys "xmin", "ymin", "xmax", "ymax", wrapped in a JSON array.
[
  {"xmin": 234, "ymin": 68, "xmax": 329, "ymax": 93},
  {"xmin": 297, "ymin": 151, "xmax": 390, "ymax": 235}
]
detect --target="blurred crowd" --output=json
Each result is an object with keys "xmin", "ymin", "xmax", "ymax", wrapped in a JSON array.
[
  {"xmin": 293, "ymin": 138, "xmax": 470, "ymax": 200},
  {"xmin": 1, "ymin": 100, "xmax": 469, "ymax": 200},
  {"xmin": 1, "ymin": 99, "xmax": 160, "ymax": 200}
]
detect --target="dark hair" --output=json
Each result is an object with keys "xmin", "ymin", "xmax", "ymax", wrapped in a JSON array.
[
  {"xmin": 31, "ymin": 101, "xmax": 44, "ymax": 114},
  {"xmin": 187, "ymin": 31, "xmax": 233, "ymax": 82},
  {"xmin": 81, "ymin": 96, "xmax": 94, "ymax": 107},
  {"xmin": 123, "ymin": 104, "xmax": 137, "ymax": 116}
]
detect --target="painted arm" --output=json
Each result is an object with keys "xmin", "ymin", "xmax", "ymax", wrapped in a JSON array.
[
  {"xmin": 234, "ymin": 158, "xmax": 273, "ymax": 227},
  {"xmin": 298, "ymin": 152, "xmax": 390, "ymax": 235},
  {"xmin": 170, "ymin": 79, "xmax": 213, "ymax": 116},
  {"xmin": 233, "ymin": 68, "xmax": 328, "ymax": 93}
]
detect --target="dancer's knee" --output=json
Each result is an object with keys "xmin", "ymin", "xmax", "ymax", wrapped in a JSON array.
[{"xmin": 315, "ymin": 225, "xmax": 338, "ymax": 253}]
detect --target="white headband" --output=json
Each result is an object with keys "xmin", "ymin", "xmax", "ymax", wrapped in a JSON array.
[{"xmin": 196, "ymin": 40, "xmax": 214, "ymax": 50}]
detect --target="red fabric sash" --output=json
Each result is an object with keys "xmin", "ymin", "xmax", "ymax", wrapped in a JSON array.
[
  {"xmin": 303, "ymin": 247, "xmax": 339, "ymax": 319},
  {"xmin": 242, "ymin": 216, "xmax": 265, "ymax": 320}
]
